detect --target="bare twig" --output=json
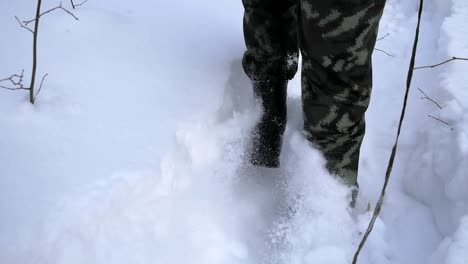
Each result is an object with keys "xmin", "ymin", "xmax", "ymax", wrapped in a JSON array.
[
  {"xmin": 0, "ymin": 86, "xmax": 30, "ymax": 91},
  {"xmin": 375, "ymin": 33, "xmax": 393, "ymax": 57},
  {"xmin": 27, "ymin": 0, "xmax": 43, "ymax": 103},
  {"xmin": 34, "ymin": 74, "xmax": 48, "ymax": 101},
  {"xmin": 0, "ymin": 70, "xmax": 30, "ymax": 91},
  {"xmin": 8, "ymin": 0, "xmax": 87, "ymax": 103},
  {"xmin": 15, "ymin": 16, "xmax": 34, "ymax": 33},
  {"xmin": 418, "ymin": 88, "xmax": 443, "ymax": 109},
  {"xmin": 0, "ymin": 86, "xmax": 28, "ymax": 91},
  {"xmin": 75, "ymin": 0, "xmax": 88, "ymax": 8},
  {"xmin": 428, "ymin": 115, "xmax": 450, "ymax": 126},
  {"xmin": 377, "ymin": 33, "xmax": 390, "ymax": 41},
  {"xmin": 352, "ymin": 0, "xmax": 424, "ymax": 263},
  {"xmin": 375, "ymin": 48, "xmax": 394, "ymax": 57},
  {"xmin": 71, "ymin": 0, "xmax": 88, "ymax": 9},
  {"xmin": 414, "ymin": 56, "xmax": 468, "ymax": 70},
  {"xmin": 0, "ymin": 71, "xmax": 24, "ymax": 85},
  {"xmin": 23, "ymin": 1, "xmax": 79, "ymax": 26}
]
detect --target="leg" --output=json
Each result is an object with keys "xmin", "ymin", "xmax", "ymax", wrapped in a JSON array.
[
  {"xmin": 298, "ymin": 0, "xmax": 386, "ymax": 186},
  {"xmin": 242, "ymin": 0, "xmax": 299, "ymax": 81},
  {"xmin": 242, "ymin": 0, "xmax": 299, "ymax": 167}
]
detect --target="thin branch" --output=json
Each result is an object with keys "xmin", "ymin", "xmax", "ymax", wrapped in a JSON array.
[
  {"xmin": 375, "ymin": 48, "xmax": 394, "ymax": 57},
  {"xmin": 34, "ymin": 73, "xmax": 48, "ymax": 101},
  {"xmin": 15, "ymin": 16, "xmax": 34, "ymax": 34},
  {"xmin": 352, "ymin": 0, "xmax": 424, "ymax": 263},
  {"xmin": 418, "ymin": 88, "xmax": 443, "ymax": 109},
  {"xmin": 0, "ymin": 70, "xmax": 30, "ymax": 91},
  {"xmin": 414, "ymin": 56, "xmax": 468, "ymax": 70},
  {"xmin": 23, "ymin": 1, "xmax": 79, "ymax": 26},
  {"xmin": 428, "ymin": 115, "xmax": 450, "ymax": 126},
  {"xmin": 11, "ymin": 0, "xmax": 87, "ymax": 104},
  {"xmin": 28, "ymin": 0, "xmax": 42, "ymax": 104},
  {"xmin": 75, "ymin": 0, "xmax": 89, "ymax": 8},
  {"xmin": 0, "ymin": 86, "xmax": 30, "ymax": 91},
  {"xmin": 71, "ymin": 0, "xmax": 88, "ymax": 9},
  {"xmin": 0, "ymin": 71, "xmax": 24, "ymax": 85},
  {"xmin": 377, "ymin": 33, "xmax": 390, "ymax": 41}
]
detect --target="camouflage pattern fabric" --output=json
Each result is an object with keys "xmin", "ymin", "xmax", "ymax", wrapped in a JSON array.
[
  {"xmin": 242, "ymin": 0, "xmax": 386, "ymax": 186},
  {"xmin": 242, "ymin": 0, "xmax": 299, "ymax": 81}
]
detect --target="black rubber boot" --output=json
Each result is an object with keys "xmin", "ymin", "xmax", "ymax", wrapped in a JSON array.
[{"xmin": 249, "ymin": 79, "xmax": 287, "ymax": 168}]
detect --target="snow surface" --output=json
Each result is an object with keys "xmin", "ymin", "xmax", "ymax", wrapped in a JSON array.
[{"xmin": 1, "ymin": 0, "xmax": 467, "ymax": 263}]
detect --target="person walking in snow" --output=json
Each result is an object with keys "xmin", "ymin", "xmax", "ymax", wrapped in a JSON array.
[{"xmin": 244, "ymin": 0, "xmax": 386, "ymax": 203}]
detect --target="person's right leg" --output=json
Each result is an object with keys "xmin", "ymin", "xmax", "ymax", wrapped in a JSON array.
[
  {"xmin": 242, "ymin": 0, "xmax": 299, "ymax": 167},
  {"xmin": 298, "ymin": 0, "xmax": 386, "ymax": 189}
]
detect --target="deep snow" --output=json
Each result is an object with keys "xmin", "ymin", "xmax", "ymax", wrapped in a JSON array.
[{"xmin": 1, "ymin": 0, "xmax": 467, "ymax": 263}]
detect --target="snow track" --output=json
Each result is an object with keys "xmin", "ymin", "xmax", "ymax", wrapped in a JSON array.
[{"xmin": 1, "ymin": 0, "xmax": 467, "ymax": 263}]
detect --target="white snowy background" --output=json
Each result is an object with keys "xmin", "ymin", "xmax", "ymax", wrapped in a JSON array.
[{"xmin": 1, "ymin": 0, "xmax": 467, "ymax": 263}]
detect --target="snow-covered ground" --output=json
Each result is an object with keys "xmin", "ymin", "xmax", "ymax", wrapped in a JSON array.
[{"xmin": 1, "ymin": 0, "xmax": 467, "ymax": 263}]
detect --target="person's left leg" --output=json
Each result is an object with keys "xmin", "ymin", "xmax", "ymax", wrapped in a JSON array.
[
  {"xmin": 242, "ymin": 0, "xmax": 299, "ymax": 82},
  {"xmin": 242, "ymin": 0, "xmax": 299, "ymax": 167}
]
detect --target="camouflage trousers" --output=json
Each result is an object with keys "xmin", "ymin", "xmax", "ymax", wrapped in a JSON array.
[{"xmin": 242, "ymin": 0, "xmax": 386, "ymax": 186}]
